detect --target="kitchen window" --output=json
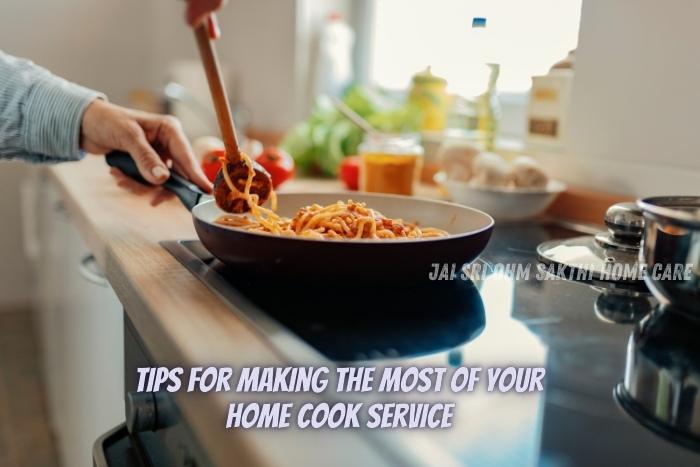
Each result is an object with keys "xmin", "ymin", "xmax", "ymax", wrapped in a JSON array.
[{"xmin": 357, "ymin": 0, "xmax": 582, "ymax": 140}]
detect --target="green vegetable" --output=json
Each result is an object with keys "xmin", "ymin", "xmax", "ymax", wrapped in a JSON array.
[
  {"xmin": 278, "ymin": 121, "xmax": 314, "ymax": 168},
  {"xmin": 320, "ymin": 119, "xmax": 355, "ymax": 176},
  {"xmin": 280, "ymin": 84, "xmax": 424, "ymax": 176}
]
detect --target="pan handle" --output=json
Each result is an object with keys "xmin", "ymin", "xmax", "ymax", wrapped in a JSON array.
[{"xmin": 105, "ymin": 151, "xmax": 206, "ymax": 211}]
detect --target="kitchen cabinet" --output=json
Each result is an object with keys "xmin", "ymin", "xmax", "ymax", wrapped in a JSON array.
[{"xmin": 25, "ymin": 170, "xmax": 125, "ymax": 467}]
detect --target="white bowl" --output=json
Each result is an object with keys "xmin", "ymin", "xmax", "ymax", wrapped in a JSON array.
[{"xmin": 434, "ymin": 172, "xmax": 567, "ymax": 221}]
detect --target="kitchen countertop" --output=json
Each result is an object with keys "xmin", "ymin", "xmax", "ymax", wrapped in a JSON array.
[{"xmin": 46, "ymin": 156, "xmax": 442, "ymax": 467}]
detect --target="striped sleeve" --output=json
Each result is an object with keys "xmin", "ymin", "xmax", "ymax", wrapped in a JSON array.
[{"xmin": 0, "ymin": 50, "xmax": 106, "ymax": 164}]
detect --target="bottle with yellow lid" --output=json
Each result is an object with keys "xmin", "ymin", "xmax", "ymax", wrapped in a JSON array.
[
  {"xmin": 359, "ymin": 133, "xmax": 424, "ymax": 196},
  {"xmin": 408, "ymin": 67, "xmax": 450, "ymax": 132}
]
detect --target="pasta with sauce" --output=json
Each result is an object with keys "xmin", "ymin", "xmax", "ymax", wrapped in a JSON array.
[{"xmin": 214, "ymin": 154, "xmax": 449, "ymax": 240}]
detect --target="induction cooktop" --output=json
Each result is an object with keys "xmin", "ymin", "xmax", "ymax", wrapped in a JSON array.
[{"xmin": 162, "ymin": 219, "xmax": 700, "ymax": 467}]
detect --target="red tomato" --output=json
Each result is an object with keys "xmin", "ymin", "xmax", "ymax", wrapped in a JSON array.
[
  {"xmin": 339, "ymin": 156, "xmax": 360, "ymax": 190},
  {"xmin": 201, "ymin": 149, "xmax": 225, "ymax": 183},
  {"xmin": 255, "ymin": 147, "xmax": 295, "ymax": 189}
]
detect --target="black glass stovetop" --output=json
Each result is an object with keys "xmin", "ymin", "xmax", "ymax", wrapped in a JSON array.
[{"xmin": 162, "ymin": 220, "xmax": 700, "ymax": 467}]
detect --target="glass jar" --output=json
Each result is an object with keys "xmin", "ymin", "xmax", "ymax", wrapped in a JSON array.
[{"xmin": 359, "ymin": 133, "xmax": 424, "ymax": 196}]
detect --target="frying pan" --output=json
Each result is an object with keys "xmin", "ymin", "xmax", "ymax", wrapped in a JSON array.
[{"xmin": 106, "ymin": 151, "xmax": 494, "ymax": 284}]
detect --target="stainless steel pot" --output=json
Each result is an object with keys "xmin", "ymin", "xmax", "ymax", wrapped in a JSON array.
[
  {"xmin": 615, "ymin": 307, "xmax": 700, "ymax": 452},
  {"xmin": 637, "ymin": 197, "xmax": 700, "ymax": 314}
]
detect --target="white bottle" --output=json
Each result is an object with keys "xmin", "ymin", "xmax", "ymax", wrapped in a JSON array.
[{"xmin": 313, "ymin": 14, "xmax": 355, "ymax": 98}]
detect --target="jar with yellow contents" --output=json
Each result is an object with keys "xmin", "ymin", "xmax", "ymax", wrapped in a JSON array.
[{"xmin": 359, "ymin": 133, "xmax": 424, "ymax": 196}]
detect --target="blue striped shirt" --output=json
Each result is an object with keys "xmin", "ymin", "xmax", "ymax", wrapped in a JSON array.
[{"xmin": 0, "ymin": 50, "xmax": 105, "ymax": 163}]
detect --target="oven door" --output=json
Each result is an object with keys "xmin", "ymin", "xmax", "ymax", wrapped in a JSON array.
[
  {"xmin": 93, "ymin": 312, "xmax": 214, "ymax": 467},
  {"xmin": 93, "ymin": 423, "xmax": 170, "ymax": 467}
]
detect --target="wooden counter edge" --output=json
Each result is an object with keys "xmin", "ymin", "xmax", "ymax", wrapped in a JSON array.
[
  {"xmin": 44, "ymin": 160, "xmax": 284, "ymax": 467},
  {"xmin": 545, "ymin": 187, "xmax": 635, "ymax": 225}
]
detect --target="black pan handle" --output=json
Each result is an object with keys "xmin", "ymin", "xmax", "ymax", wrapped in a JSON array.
[{"xmin": 105, "ymin": 151, "xmax": 207, "ymax": 211}]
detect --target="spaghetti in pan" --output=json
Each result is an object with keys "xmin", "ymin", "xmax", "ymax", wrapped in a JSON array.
[{"xmin": 214, "ymin": 153, "xmax": 449, "ymax": 240}]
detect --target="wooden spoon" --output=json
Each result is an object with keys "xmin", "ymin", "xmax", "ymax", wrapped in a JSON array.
[{"xmin": 193, "ymin": 20, "xmax": 272, "ymax": 213}]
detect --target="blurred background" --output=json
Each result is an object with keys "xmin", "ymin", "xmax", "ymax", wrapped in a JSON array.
[
  {"xmin": 2, "ymin": 1, "xmax": 700, "ymax": 465},
  {"xmin": 0, "ymin": 0, "xmax": 584, "ymax": 310}
]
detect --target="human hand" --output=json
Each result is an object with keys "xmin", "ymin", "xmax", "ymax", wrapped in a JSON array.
[
  {"xmin": 185, "ymin": 0, "xmax": 227, "ymax": 39},
  {"xmin": 80, "ymin": 99, "xmax": 213, "ymax": 206}
]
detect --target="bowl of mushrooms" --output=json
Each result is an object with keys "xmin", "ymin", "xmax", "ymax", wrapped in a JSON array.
[{"xmin": 434, "ymin": 145, "xmax": 566, "ymax": 221}]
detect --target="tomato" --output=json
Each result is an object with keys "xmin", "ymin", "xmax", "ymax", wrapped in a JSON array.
[
  {"xmin": 201, "ymin": 149, "xmax": 225, "ymax": 183},
  {"xmin": 255, "ymin": 147, "xmax": 295, "ymax": 189},
  {"xmin": 339, "ymin": 156, "xmax": 360, "ymax": 190}
]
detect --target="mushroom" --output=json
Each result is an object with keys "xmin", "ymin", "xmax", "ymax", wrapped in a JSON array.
[
  {"xmin": 510, "ymin": 155, "xmax": 549, "ymax": 189},
  {"xmin": 471, "ymin": 152, "xmax": 510, "ymax": 187}
]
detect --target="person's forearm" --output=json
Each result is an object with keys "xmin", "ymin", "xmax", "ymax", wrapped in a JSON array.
[{"xmin": 0, "ymin": 50, "xmax": 105, "ymax": 163}]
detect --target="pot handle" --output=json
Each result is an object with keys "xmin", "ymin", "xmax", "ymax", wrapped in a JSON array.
[{"xmin": 105, "ymin": 151, "xmax": 206, "ymax": 211}]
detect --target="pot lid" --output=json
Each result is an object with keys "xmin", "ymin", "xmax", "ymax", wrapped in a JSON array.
[{"xmin": 537, "ymin": 202, "xmax": 647, "ymax": 288}]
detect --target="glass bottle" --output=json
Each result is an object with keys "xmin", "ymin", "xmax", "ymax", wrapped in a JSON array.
[{"xmin": 476, "ymin": 63, "xmax": 501, "ymax": 151}]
